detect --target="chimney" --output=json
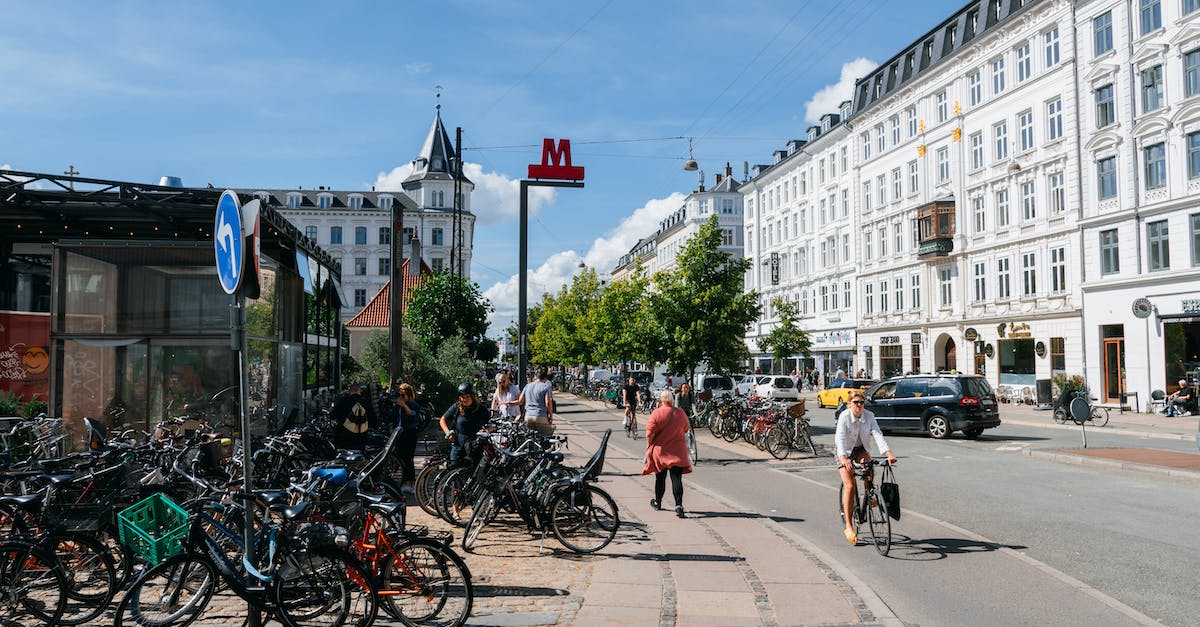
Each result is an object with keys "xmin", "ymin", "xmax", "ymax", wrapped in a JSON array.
[
  {"xmin": 697, "ymin": 170, "xmax": 706, "ymax": 193},
  {"xmin": 409, "ymin": 237, "xmax": 423, "ymax": 276},
  {"xmin": 714, "ymin": 173, "xmax": 723, "ymax": 186},
  {"xmin": 743, "ymin": 161, "xmax": 749, "ymax": 182},
  {"xmin": 725, "ymin": 162, "xmax": 733, "ymax": 178}
]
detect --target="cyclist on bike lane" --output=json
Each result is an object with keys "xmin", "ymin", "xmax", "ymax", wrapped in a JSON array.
[
  {"xmin": 835, "ymin": 391, "xmax": 897, "ymax": 544},
  {"xmin": 622, "ymin": 375, "xmax": 641, "ymax": 435}
]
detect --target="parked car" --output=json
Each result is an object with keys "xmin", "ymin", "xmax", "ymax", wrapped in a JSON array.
[
  {"xmin": 755, "ymin": 375, "xmax": 800, "ymax": 401},
  {"xmin": 734, "ymin": 374, "xmax": 761, "ymax": 396},
  {"xmin": 816, "ymin": 378, "xmax": 878, "ymax": 408},
  {"xmin": 848, "ymin": 374, "xmax": 1001, "ymax": 439},
  {"xmin": 696, "ymin": 374, "xmax": 734, "ymax": 398}
]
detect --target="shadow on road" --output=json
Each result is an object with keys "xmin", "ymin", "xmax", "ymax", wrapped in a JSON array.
[
  {"xmin": 473, "ymin": 584, "xmax": 571, "ymax": 598},
  {"xmin": 885, "ymin": 534, "xmax": 1028, "ymax": 561},
  {"xmin": 687, "ymin": 510, "xmax": 806, "ymax": 524}
]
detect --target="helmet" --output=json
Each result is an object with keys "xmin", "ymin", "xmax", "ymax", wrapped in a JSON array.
[{"xmin": 457, "ymin": 381, "xmax": 476, "ymax": 396}]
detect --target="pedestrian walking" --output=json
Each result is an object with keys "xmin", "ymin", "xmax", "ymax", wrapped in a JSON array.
[
  {"xmin": 491, "ymin": 372, "xmax": 521, "ymax": 420},
  {"xmin": 643, "ymin": 389, "xmax": 693, "ymax": 518},
  {"xmin": 518, "ymin": 366, "xmax": 556, "ymax": 436},
  {"xmin": 390, "ymin": 383, "xmax": 421, "ymax": 493}
]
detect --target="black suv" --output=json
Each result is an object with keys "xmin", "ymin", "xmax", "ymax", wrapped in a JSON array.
[{"xmin": 847, "ymin": 374, "xmax": 1001, "ymax": 439}]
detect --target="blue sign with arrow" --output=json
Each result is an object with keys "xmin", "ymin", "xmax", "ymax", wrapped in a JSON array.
[{"xmin": 215, "ymin": 190, "xmax": 244, "ymax": 295}]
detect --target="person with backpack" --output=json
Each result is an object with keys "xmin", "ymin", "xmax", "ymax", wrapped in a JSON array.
[
  {"xmin": 439, "ymin": 381, "xmax": 490, "ymax": 464},
  {"xmin": 332, "ymin": 382, "xmax": 376, "ymax": 450}
]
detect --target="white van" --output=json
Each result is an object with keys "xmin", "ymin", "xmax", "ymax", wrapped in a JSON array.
[
  {"xmin": 695, "ymin": 374, "xmax": 734, "ymax": 398},
  {"xmin": 588, "ymin": 369, "xmax": 613, "ymax": 383}
]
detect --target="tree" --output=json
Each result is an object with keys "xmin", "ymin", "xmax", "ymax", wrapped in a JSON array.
[
  {"xmin": 404, "ymin": 272, "xmax": 493, "ymax": 358},
  {"xmin": 650, "ymin": 214, "xmax": 760, "ymax": 383},
  {"xmin": 359, "ymin": 329, "xmax": 390, "ymax": 385},
  {"xmin": 590, "ymin": 266, "xmax": 654, "ymax": 369},
  {"xmin": 530, "ymin": 268, "xmax": 601, "ymax": 368},
  {"xmin": 757, "ymin": 297, "xmax": 811, "ymax": 374}
]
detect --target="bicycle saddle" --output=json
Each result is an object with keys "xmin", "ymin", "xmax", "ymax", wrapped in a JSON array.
[
  {"xmin": 47, "ymin": 474, "xmax": 75, "ymax": 487},
  {"xmin": 367, "ymin": 500, "xmax": 404, "ymax": 518},
  {"xmin": 279, "ymin": 501, "xmax": 310, "ymax": 521},
  {"xmin": 0, "ymin": 493, "xmax": 43, "ymax": 512},
  {"xmin": 254, "ymin": 490, "xmax": 289, "ymax": 508}
]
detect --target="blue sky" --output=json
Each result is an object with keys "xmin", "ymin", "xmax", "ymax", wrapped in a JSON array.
[{"xmin": 2, "ymin": 0, "xmax": 965, "ymax": 334}]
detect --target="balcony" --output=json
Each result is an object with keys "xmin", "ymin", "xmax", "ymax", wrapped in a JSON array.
[{"xmin": 915, "ymin": 197, "xmax": 955, "ymax": 259}]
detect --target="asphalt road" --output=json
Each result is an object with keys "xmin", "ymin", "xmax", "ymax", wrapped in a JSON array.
[{"xmin": 561, "ymin": 396, "xmax": 1197, "ymax": 626}]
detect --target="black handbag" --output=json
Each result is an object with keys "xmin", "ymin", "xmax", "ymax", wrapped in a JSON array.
[{"xmin": 879, "ymin": 465, "xmax": 901, "ymax": 521}]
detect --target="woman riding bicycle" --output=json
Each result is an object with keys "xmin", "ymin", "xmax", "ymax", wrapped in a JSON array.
[{"xmin": 835, "ymin": 391, "xmax": 897, "ymax": 544}]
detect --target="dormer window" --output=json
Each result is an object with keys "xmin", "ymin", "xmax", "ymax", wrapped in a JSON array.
[
  {"xmin": 287, "ymin": 193, "xmax": 302, "ymax": 210},
  {"xmin": 255, "ymin": 192, "xmax": 271, "ymax": 205},
  {"xmin": 378, "ymin": 195, "xmax": 393, "ymax": 211},
  {"xmin": 432, "ymin": 157, "xmax": 443, "ymax": 170},
  {"xmin": 348, "ymin": 195, "xmax": 363, "ymax": 211},
  {"xmin": 318, "ymin": 194, "xmax": 333, "ymax": 210}
]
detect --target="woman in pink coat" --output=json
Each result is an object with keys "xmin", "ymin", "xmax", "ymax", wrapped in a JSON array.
[{"xmin": 642, "ymin": 389, "xmax": 693, "ymax": 518}]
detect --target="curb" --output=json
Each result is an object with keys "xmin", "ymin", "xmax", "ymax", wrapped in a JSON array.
[
  {"xmin": 1001, "ymin": 417, "xmax": 1197, "ymax": 442},
  {"xmin": 1023, "ymin": 448, "xmax": 1200, "ymax": 481}
]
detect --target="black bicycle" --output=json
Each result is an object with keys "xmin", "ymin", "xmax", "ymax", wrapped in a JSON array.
[{"xmin": 839, "ymin": 459, "xmax": 893, "ymax": 556}]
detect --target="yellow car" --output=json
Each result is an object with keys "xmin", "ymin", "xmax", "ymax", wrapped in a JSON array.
[{"xmin": 816, "ymin": 378, "xmax": 877, "ymax": 408}]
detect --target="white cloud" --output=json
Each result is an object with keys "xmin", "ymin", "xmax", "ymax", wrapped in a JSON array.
[
  {"xmin": 803, "ymin": 57, "xmax": 877, "ymax": 125},
  {"xmin": 404, "ymin": 62, "xmax": 431, "ymax": 75},
  {"xmin": 483, "ymin": 192, "xmax": 686, "ymax": 334},
  {"xmin": 373, "ymin": 161, "xmax": 555, "ymax": 226}
]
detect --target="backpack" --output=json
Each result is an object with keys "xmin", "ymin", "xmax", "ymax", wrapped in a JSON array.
[{"xmin": 343, "ymin": 400, "xmax": 369, "ymax": 434}]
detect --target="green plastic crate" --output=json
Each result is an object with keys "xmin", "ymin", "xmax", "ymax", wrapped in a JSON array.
[{"xmin": 117, "ymin": 493, "xmax": 189, "ymax": 565}]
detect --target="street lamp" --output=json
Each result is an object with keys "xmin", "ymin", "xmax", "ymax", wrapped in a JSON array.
[{"xmin": 684, "ymin": 138, "xmax": 698, "ymax": 171}]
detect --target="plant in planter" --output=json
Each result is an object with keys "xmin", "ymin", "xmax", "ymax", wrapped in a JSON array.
[{"xmin": 0, "ymin": 391, "xmax": 21, "ymax": 417}]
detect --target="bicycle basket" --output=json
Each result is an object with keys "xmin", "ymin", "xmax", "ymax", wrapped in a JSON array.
[{"xmin": 786, "ymin": 400, "xmax": 807, "ymax": 419}]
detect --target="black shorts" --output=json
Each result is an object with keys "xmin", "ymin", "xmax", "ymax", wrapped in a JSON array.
[{"xmin": 837, "ymin": 446, "xmax": 868, "ymax": 467}]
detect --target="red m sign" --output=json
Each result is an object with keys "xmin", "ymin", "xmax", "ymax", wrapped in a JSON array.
[{"xmin": 528, "ymin": 138, "xmax": 585, "ymax": 180}]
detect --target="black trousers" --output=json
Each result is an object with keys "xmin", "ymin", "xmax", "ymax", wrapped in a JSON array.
[
  {"xmin": 654, "ymin": 466, "xmax": 684, "ymax": 508},
  {"xmin": 397, "ymin": 428, "xmax": 420, "ymax": 483}
]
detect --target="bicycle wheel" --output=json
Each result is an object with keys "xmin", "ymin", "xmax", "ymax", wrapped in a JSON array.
[
  {"xmin": 46, "ymin": 530, "xmax": 117, "ymax": 625},
  {"xmin": 415, "ymin": 462, "xmax": 445, "ymax": 517},
  {"xmin": 707, "ymin": 412, "xmax": 724, "ymax": 438},
  {"xmin": 1052, "ymin": 407, "xmax": 1068, "ymax": 424},
  {"xmin": 720, "ymin": 416, "xmax": 740, "ymax": 442},
  {"xmin": 433, "ymin": 467, "xmax": 474, "ymax": 527},
  {"xmin": 765, "ymin": 426, "xmax": 790, "ymax": 460},
  {"xmin": 867, "ymin": 488, "xmax": 892, "ymax": 557},
  {"xmin": 549, "ymin": 485, "xmax": 619, "ymax": 554},
  {"xmin": 686, "ymin": 429, "xmax": 699, "ymax": 464},
  {"xmin": 97, "ymin": 523, "xmax": 135, "ymax": 589},
  {"xmin": 113, "ymin": 553, "xmax": 217, "ymax": 627},
  {"xmin": 461, "ymin": 491, "xmax": 499, "ymax": 553},
  {"xmin": 274, "ymin": 546, "xmax": 378, "ymax": 627},
  {"xmin": 0, "ymin": 540, "xmax": 67, "ymax": 626},
  {"xmin": 1091, "ymin": 406, "xmax": 1110, "ymax": 427},
  {"xmin": 381, "ymin": 537, "xmax": 474, "ymax": 626},
  {"xmin": 799, "ymin": 420, "xmax": 818, "ymax": 457}
]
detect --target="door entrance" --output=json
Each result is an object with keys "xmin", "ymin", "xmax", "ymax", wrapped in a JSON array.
[{"xmin": 1102, "ymin": 337, "xmax": 1125, "ymax": 404}]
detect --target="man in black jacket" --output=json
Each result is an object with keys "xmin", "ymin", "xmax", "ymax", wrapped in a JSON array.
[{"xmin": 333, "ymin": 382, "xmax": 377, "ymax": 449}]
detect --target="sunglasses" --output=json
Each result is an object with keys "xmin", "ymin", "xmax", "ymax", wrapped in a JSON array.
[{"xmin": 851, "ymin": 400, "xmax": 865, "ymax": 405}]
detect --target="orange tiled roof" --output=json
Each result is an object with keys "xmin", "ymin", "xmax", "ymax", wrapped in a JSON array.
[{"xmin": 345, "ymin": 259, "xmax": 432, "ymax": 328}]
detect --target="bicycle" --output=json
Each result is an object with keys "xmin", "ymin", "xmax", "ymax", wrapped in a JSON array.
[
  {"xmin": 623, "ymin": 410, "xmax": 638, "ymax": 440},
  {"xmin": 839, "ymin": 459, "xmax": 893, "ymax": 557},
  {"xmin": 685, "ymin": 425, "xmax": 698, "ymax": 464},
  {"xmin": 1052, "ymin": 392, "xmax": 1110, "ymax": 426},
  {"xmin": 0, "ymin": 538, "xmax": 68, "ymax": 626}
]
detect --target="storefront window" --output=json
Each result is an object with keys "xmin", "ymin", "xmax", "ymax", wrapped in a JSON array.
[
  {"xmin": 1163, "ymin": 321, "xmax": 1199, "ymax": 391},
  {"xmin": 1050, "ymin": 337, "xmax": 1065, "ymax": 377},
  {"xmin": 911, "ymin": 341, "xmax": 922, "ymax": 374},
  {"xmin": 998, "ymin": 339, "xmax": 1035, "ymax": 386},
  {"xmin": 880, "ymin": 345, "xmax": 903, "ymax": 378}
]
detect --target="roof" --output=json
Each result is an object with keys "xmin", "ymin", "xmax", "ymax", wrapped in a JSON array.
[
  {"xmin": 403, "ymin": 108, "xmax": 473, "ymax": 187},
  {"xmin": 344, "ymin": 258, "xmax": 433, "ymax": 328}
]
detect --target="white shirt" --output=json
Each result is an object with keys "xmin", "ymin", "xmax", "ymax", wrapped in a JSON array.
[
  {"xmin": 834, "ymin": 407, "xmax": 891, "ymax": 459},
  {"xmin": 491, "ymin": 386, "xmax": 521, "ymax": 418}
]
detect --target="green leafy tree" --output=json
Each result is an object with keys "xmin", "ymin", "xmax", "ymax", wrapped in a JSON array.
[
  {"xmin": 590, "ymin": 267, "xmax": 654, "ymax": 370},
  {"xmin": 650, "ymin": 214, "xmax": 760, "ymax": 383},
  {"xmin": 530, "ymin": 269, "xmax": 601, "ymax": 369},
  {"xmin": 359, "ymin": 329, "xmax": 390, "ymax": 385},
  {"xmin": 405, "ymin": 272, "xmax": 493, "ymax": 357},
  {"xmin": 757, "ymin": 297, "xmax": 811, "ymax": 373}
]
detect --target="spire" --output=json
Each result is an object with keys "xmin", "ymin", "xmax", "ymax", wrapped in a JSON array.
[{"xmin": 404, "ymin": 95, "xmax": 464, "ymax": 185}]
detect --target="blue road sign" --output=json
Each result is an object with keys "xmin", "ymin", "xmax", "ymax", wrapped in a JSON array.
[{"xmin": 215, "ymin": 190, "xmax": 244, "ymax": 295}]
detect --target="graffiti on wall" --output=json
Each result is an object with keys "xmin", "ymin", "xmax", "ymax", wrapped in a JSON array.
[{"xmin": 0, "ymin": 313, "xmax": 51, "ymax": 401}]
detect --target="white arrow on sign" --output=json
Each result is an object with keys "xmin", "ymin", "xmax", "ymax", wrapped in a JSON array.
[{"xmin": 217, "ymin": 217, "xmax": 239, "ymax": 281}]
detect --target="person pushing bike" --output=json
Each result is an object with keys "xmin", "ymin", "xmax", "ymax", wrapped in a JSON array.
[{"xmin": 835, "ymin": 391, "xmax": 896, "ymax": 544}]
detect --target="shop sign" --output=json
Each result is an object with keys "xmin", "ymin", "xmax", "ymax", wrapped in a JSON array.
[
  {"xmin": 1183, "ymin": 298, "xmax": 1200, "ymax": 314},
  {"xmin": 770, "ymin": 252, "xmax": 780, "ymax": 285},
  {"xmin": 880, "ymin": 335, "xmax": 901, "ymax": 345},
  {"xmin": 998, "ymin": 321, "xmax": 1032, "ymax": 338},
  {"xmin": 1035, "ymin": 341, "xmax": 1046, "ymax": 357},
  {"xmin": 964, "ymin": 327, "xmax": 978, "ymax": 341},
  {"xmin": 910, "ymin": 333, "xmax": 922, "ymax": 343},
  {"xmin": 814, "ymin": 330, "xmax": 854, "ymax": 346},
  {"xmin": 985, "ymin": 343, "xmax": 995, "ymax": 358}
]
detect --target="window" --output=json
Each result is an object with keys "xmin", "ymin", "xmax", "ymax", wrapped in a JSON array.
[
  {"xmin": 877, "ymin": 175, "xmax": 886, "ymax": 205},
  {"xmin": 937, "ymin": 147, "xmax": 950, "ymax": 181},
  {"xmin": 894, "ymin": 222, "xmax": 903, "ymax": 253},
  {"xmin": 1192, "ymin": 214, "xmax": 1200, "ymax": 266},
  {"xmin": 379, "ymin": 227, "xmax": 391, "ymax": 245},
  {"xmin": 1050, "ymin": 337, "xmax": 1066, "ymax": 376},
  {"xmin": 1044, "ymin": 26, "xmax": 1060, "ymax": 67},
  {"xmin": 879, "ymin": 226, "xmax": 888, "ymax": 257},
  {"xmin": 994, "ymin": 121, "xmax": 1008, "ymax": 160},
  {"xmin": 1018, "ymin": 110, "xmax": 1034, "ymax": 152},
  {"xmin": 908, "ymin": 161, "xmax": 919, "ymax": 195},
  {"xmin": 1047, "ymin": 98, "xmax": 1063, "ymax": 141},
  {"xmin": 968, "ymin": 71, "xmax": 982, "ymax": 106},
  {"xmin": 304, "ymin": 225, "xmax": 317, "ymax": 240},
  {"xmin": 862, "ymin": 133, "xmax": 871, "ymax": 160},
  {"xmin": 892, "ymin": 168, "xmax": 902, "ymax": 199},
  {"xmin": 1022, "ymin": 251, "xmax": 1041, "ymax": 295},
  {"xmin": 973, "ymin": 261, "xmax": 987, "ymax": 302},
  {"xmin": 1189, "ymin": 132, "xmax": 1200, "ymax": 180},
  {"xmin": 910, "ymin": 273, "xmax": 922, "ymax": 309},
  {"xmin": 432, "ymin": 227, "xmax": 444, "ymax": 245},
  {"xmin": 894, "ymin": 278, "xmax": 904, "ymax": 311},
  {"xmin": 879, "ymin": 281, "xmax": 889, "ymax": 312},
  {"xmin": 378, "ymin": 258, "xmax": 391, "ymax": 275},
  {"xmin": 876, "ymin": 125, "xmax": 886, "ymax": 153},
  {"xmin": 1016, "ymin": 43, "xmax": 1031, "ymax": 82},
  {"xmin": 1188, "ymin": 0, "xmax": 1200, "ymax": 15},
  {"xmin": 1144, "ymin": 142, "xmax": 1167, "ymax": 189},
  {"xmin": 402, "ymin": 226, "xmax": 414, "ymax": 243},
  {"xmin": 355, "ymin": 226, "xmax": 367, "ymax": 245},
  {"xmin": 841, "ymin": 189, "xmax": 849, "ymax": 217},
  {"xmin": 722, "ymin": 228, "xmax": 734, "ymax": 246},
  {"xmin": 864, "ymin": 231, "xmax": 873, "ymax": 261},
  {"xmin": 379, "ymin": 196, "xmax": 393, "ymax": 211},
  {"xmin": 1094, "ymin": 11, "xmax": 1113, "ymax": 56},
  {"xmin": 865, "ymin": 283, "xmax": 874, "ymax": 315},
  {"xmin": 348, "ymin": 195, "xmax": 363, "ymax": 211},
  {"xmin": 1021, "ymin": 181, "xmax": 1036, "ymax": 221},
  {"xmin": 890, "ymin": 115, "xmax": 901, "ymax": 144},
  {"xmin": 1141, "ymin": 0, "xmax": 1161, "ymax": 35},
  {"xmin": 1098, "ymin": 157, "xmax": 1118, "ymax": 199},
  {"xmin": 991, "ymin": 56, "xmax": 1006, "ymax": 94},
  {"xmin": 997, "ymin": 257, "xmax": 1011, "ymax": 299},
  {"xmin": 318, "ymin": 195, "xmax": 332, "ymax": 210},
  {"xmin": 973, "ymin": 196, "xmax": 986, "ymax": 233},
  {"xmin": 354, "ymin": 289, "xmax": 367, "ymax": 308},
  {"xmin": 821, "ymin": 285, "xmax": 829, "ymax": 312},
  {"xmin": 1095, "ymin": 84, "xmax": 1115, "ymax": 127},
  {"xmin": 936, "ymin": 90, "xmax": 948, "ymax": 123},
  {"xmin": 1142, "ymin": 65, "xmax": 1163, "ymax": 113},
  {"xmin": 1100, "ymin": 229, "xmax": 1120, "ymax": 274},
  {"xmin": 907, "ymin": 106, "xmax": 918, "ymax": 137},
  {"xmin": 844, "ymin": 281, "xmax": 851, "ymax": 308},
  {"xmin": 354, "ymin": 257, "xmax": 367, "ymax": 276},
  {"xmin": 862, "ymin": 182, "xmax": 872, "ymax": 212},
  {"xmin": 1049, "ymin": 172, "xmax": 1065, "ymax": 214},
  {"xmin": 431, "ymin": 258, "xmax": 444, "ymax": 273},
  {"xmin": 1187, "ymin": 50, "xmax": 1200, "ymax": 97},
  {"xmin": 330, "ymin": 226, "xmax": 342, "ymax": 245},
  {"xmin": 996, "ymin": 189, "xmax": 1011, "ymax": 227},
  {"xmin": 939, "ymin": 267, "xmax": 953, "ymax": 307},
  {"xmin": 843, "ymin": 234, "xmax": 850, "ymax": 263},
  {"xmin": 1148, "ymin": 219, "xmax": 1170, "ymax": 270},
  {"xmin": 911, "ymin": 339, "xmax": 922, "ymax": 373},
  {"xmin": 1050, "ymin": 246, "xmax": 1067, "ymax": 293},
  {"xmin": 288, "ymin": 194, "xmax": 302, "ymax": 210},
  {"xmin": 970, "ymin": 132, "xmax": 984, "ymax": 169}
]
